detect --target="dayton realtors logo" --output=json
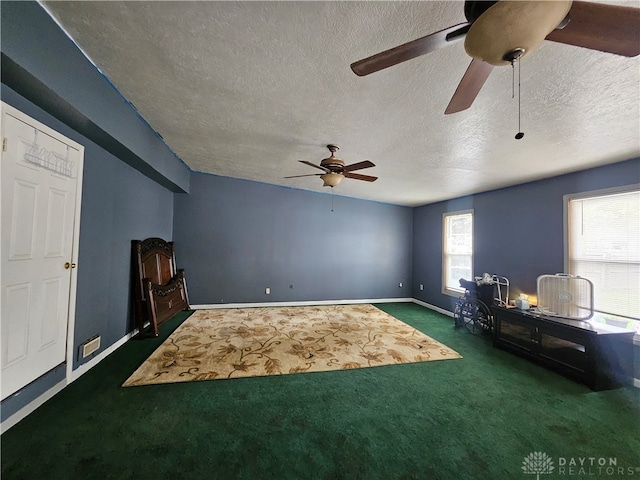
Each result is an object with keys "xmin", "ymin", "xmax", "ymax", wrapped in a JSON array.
[
  {"xmin": 522, "ymin": 452, "xmax": 554, "ymax": 479},
  {"xmin": 522, "ymin": 452, "xmax": 640, "ymax": 478}
]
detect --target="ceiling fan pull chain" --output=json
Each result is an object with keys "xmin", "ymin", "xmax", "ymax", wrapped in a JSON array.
[
  {"xmin": 515, "ymin": 58, "xmax": 524, "ymax": 140},
  {"xmin": 511, "ymin": 61, "xmax": 515, "ymax": 99}
]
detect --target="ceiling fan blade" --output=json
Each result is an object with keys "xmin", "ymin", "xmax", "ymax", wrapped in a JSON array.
[
  {"xmin": 350, "ymin": 23, "xmax": 471, "ymax": 76},
  {"xmin": 343, "ymin": 160, "xmax": 375, "ymax": 172},
  {"xmin": 444, "ymin": 59, "xmax": 494, "ymax": 115},
  {"xmin": 545, "ymin": 1, "xmax": 640, "ymax": 57},
  {"xmin": 344, "ymin": 172, "xmax": 378, "ymax": 182},
  {"xmin": 299, "ymin": 160, "xmax": 329, "ymax": 172},
  {"xmin": 284, "ymin": 173, "xmax": 322, "ymax": 179}
]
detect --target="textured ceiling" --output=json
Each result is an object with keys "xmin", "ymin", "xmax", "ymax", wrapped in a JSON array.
[{"xmin": 43, "ymin": 1, "xmax": 639, "ymax": 206}]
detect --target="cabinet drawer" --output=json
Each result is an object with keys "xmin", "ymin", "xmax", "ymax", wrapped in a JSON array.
[
  {"xmin": 538, "ymin": 332, "xmax": 589, "ymax": 374},
  {"xmin": 496, "ymin": 318, "xmax": 536, "ymax": 353}
]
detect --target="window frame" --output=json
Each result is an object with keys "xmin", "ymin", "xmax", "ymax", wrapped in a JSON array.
[
  {"xmin": 442, "ymin": 209, "xmax": 474, "ymax": 297},
  {"xmin": 563, "ymin": 183, "xmax": 640, "ymax": 324}
]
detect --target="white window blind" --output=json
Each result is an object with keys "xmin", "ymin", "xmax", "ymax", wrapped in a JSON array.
[
  {"xmin": 568, "ymin": 190, "xmax": 640, "ymax": 320},
  {"xmin": 443, "ymin": 211, "xmax": 473, "ymax": 295}
]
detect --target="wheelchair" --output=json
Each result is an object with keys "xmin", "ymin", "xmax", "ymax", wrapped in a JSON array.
[{"xmin": 454, "ymin": 274, "xmax": 509, "ymax": 335}]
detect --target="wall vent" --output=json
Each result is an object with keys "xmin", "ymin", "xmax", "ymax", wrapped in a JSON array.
[{"xmin": 81, "ymin": 336, "xmax": 101, "ymax": 358}]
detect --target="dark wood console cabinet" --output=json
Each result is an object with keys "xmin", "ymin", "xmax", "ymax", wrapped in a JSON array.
[{"xmin": 493, "ymin": 306, "xmax": 635, "ymax": 390}]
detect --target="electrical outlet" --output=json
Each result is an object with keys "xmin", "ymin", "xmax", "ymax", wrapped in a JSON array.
[
  {"xmin": 420, "ymin": 284, "xmax": 424, "ymax": 291},
  {"xmin": 265, "ymin": 287, "xmax": 270, "ymax": 295}
]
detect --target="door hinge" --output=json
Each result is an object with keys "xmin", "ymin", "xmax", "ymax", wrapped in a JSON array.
[{"xmin": 2, "ymin": 138, "xmax": 6, "ymax": 152}]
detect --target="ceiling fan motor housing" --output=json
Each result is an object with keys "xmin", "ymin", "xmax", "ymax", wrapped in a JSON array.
[
  {"xmin": 320, "ymin": 157, "xmax": 345, "ymax": 170},
  {"xmin": 320, "ymin": 144, "xmax": 345, "ymax": 171},
  {"xmin": 464, "ymin": 1, "xmax": 499, "ymax": 23}
]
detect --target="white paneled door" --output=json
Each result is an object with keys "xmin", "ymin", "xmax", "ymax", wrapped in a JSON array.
[{"xmin": 1, "ymin": 103, "xmax": 84, "ymax": 400}]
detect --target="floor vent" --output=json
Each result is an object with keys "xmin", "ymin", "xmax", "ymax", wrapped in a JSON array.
[{"xmin": 81, "ymin": 336, "xmax": 101, "ymax": 358}]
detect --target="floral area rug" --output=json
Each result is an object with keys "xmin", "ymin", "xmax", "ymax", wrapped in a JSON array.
[{"xmin": 122, "ymin": 304, "xmax": 462, "ymax": 386}]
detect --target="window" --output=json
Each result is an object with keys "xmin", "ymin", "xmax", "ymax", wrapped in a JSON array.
[
  {"xmin": 566, "ymin": 186, "xmax": 640, "ymax": 333},
  {"xmin": 443, "ymin": 210, "xmax": 473, "ymax": 296}
]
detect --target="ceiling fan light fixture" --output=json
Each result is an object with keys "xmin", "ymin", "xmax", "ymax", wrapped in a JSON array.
[
  {"xmin": 464, "ymin": 1, "xmax": 573, "ymax": 66},
  {"xmin": 320, "ymin": 173, "xmax": 344, "ymax": 187}
]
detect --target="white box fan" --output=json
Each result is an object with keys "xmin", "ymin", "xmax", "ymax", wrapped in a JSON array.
[{"xmin": 536, "ymin": 274, "xmax": 594, "ymax": 320}]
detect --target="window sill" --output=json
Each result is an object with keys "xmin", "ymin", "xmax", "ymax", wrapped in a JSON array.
[{"xmin": 442, "ymin": 288, "xmax": 464, "ymax": 298}]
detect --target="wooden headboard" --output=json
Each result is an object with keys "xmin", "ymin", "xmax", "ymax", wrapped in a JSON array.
[{"xmin": 132, "ymin": 238, "xmax": 189, "ymax": 337}]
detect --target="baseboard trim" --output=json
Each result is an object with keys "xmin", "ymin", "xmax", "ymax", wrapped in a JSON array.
[
  {"xmin": 68, "ymin": 328, "xmax": 138, "ymax": 383},
  {"xmin": 192, "ymin": 298, "xmax": 414, "ymax": 310},
  {"xmin": 1, "ymin": 327, "xmax": 140, "ymax": 435},
  {"xmin": 0, "ymin": 380, "xmax": 66, "ymax": 434},
  {"xmin": 4, "ymin": 298, "xmax": 634, "ymax": 433},
  {"xmin": 412, "ymin": 298, "xmax": 454, "ymax": 318}
]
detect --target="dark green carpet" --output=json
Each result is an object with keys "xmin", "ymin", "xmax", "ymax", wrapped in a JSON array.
[{"xmin": 2, "ymin": 303, "xmax": 638, "ymax": 480}]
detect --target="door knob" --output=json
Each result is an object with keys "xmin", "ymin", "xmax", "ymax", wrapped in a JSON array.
[{"xmin": 64, "ymin": 262, "xmax": 76, "ymax": 269}]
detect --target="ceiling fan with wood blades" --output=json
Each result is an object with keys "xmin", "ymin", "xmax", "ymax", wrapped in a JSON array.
[
  {"xmin": 351, "ymin": 1, "xmax": 640, "ymax": 114},
  {"xmin": 285, "ymin": 144, "xmax": 377, "ymax": 187}
]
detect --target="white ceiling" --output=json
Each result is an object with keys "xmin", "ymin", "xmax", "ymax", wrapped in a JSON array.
[{"xmin": 43, "ymin": 1, "xmax": 639, "ymax": 206}]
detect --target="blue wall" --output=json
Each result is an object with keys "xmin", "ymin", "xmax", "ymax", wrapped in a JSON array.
[
  {"xmin": 173, "ymin": 173, "xmax": 413, "ymax": 304},
  {"xmin": 0, "ymin": 0, "xmax": 184, "ymax": 420},
  {"xmin": 412, "ymin": 158, "xmax": 640, "ymax": 313},
  {"xmin": 0, "ymin": 86, "xmax": 175, "ymax": 421}
]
